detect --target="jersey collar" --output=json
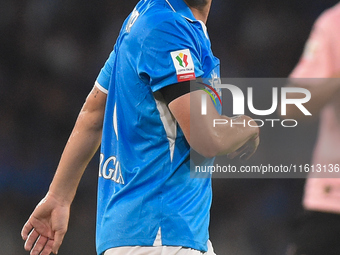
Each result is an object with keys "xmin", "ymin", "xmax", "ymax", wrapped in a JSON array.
[{"xmin": 165, "ymin": 0, "xmax": 197, "ymax": 22}]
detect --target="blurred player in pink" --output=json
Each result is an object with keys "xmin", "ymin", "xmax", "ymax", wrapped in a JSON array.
[{"xmin": 286, "ymin": 3, "xmax": 340, "ymax": 255}]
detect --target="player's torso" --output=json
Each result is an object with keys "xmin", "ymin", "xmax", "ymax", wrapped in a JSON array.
[
  {"xmin": 302, "ymin": 3, "xmax": 340, "ymax": 213},
  {"xmin": 97, "ymin": 1, "xmax": 220, "ymax": 253},
  {"xmin": 100, "ymin": 0, "xmax": 220, "ymax": 184}
]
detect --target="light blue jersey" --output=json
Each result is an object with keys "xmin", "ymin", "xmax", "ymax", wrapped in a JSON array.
[{"xmin": 95, "ymin": 0, "xmax": 221, "ymax": 254}]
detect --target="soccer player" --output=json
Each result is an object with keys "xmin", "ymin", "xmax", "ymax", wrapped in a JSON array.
[
  {"xmin": 21, "ymin": 0, "xmax": 260, "ymax": 254},
  {"xmin": 285, "ymin": 3, "xmax": 340, "ymax": 255}
]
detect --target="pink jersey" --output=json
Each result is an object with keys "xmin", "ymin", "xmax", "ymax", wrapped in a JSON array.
[{"xmin": 290, "ymin": 3, "xmax": 340, "ymax": 214}]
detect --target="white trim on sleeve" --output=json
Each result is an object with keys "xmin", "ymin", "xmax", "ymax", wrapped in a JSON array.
[{"xmin": 95, "ymin": 80, "xmax": 108, "ymax": 94}]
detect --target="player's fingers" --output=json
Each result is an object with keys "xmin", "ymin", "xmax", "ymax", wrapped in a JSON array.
[
  {"xmin": 40, "ymin": 238, "xmax": 54, "ymax": 255},
  {"xmin": 52, "ymin": 230, "xmax": 66, "ymax": 254},
  {"xmin": 240, "ymin": 148, "xmax": 255, "ymax": 161},
  {"xmin": 30, "ymin": 235, "xmax": 49, "ymax": 255},
  {"xmin": 240, "ymin": 137, "xmax": 260, "ymax": 161},
  {"xmin": 21, "ymin": 220, "xmax": 34, "ymax": 240},
  {"xmin": 227, "ymin": 144, "xmax": 248, "ymax": 159},
  {"xmin": 24, "ymin": 229, "xmax": 39, "ymax": 251}
]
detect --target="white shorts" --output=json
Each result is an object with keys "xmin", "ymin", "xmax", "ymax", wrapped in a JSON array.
[{"xmin": 104, "ymin": 240, "xmax": 216, "ymax": 255}]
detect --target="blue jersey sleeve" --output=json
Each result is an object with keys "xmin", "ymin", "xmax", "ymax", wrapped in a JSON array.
[
  {"xmin": 96, "ymin": 48, "xmax": 116, "ymax": 93},
  {"xmin": 138, "ymin": 19, "xmax": 204, "ymax": 92}
]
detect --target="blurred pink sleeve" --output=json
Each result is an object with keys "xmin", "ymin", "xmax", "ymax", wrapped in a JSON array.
[{"xmin": 290, "ymin": 9, "xmax": 340, "ymax": 79}]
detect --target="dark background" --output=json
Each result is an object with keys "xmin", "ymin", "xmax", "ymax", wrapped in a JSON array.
[{"xmin": 0, "ymin": 0, "xmax": 337, "ymax": 254}]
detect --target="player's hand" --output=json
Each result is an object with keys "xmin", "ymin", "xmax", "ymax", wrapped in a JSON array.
[
  {"xmin": 227, "ymin": 134, "xmax": 260, "ymax": 161},
  {"xmin": 21, "ymin": 192, "xmax": 70, "ymax": 255}
]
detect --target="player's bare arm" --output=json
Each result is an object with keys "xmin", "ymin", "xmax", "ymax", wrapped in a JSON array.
[
  {"xmin": 48, "ymin": 85, "xmax": 106, "ymax": 203},
  {"xmin": 21, "ymin": 85, "xmax": 107, "ymax": 255},
  {"xmin": 169, "ymin": 89, "xmax": 259, "ymax": 159},
  {"xmin": 285, "ymin": 71, "xmax": 340, "ymax": 119}
]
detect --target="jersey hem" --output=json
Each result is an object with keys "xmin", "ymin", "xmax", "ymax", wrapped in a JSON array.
[{"xmin": 97, "ymin": 238, "xmax": 207, "ymax": 255}]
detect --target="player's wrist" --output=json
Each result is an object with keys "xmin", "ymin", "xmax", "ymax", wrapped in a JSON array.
[{"xmin": 46, "ymin": 190, "xmax": 73, "ymax": 207}]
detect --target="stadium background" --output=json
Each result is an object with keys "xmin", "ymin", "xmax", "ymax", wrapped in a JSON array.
[{"xmin": 0, "ymin": 0, "xmax": 338, "ymax": 254}]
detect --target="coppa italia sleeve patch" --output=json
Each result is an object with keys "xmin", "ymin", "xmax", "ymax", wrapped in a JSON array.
[{"xmin": 170, "ymin": 49, "xmax": 196, "ymax": 82}]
